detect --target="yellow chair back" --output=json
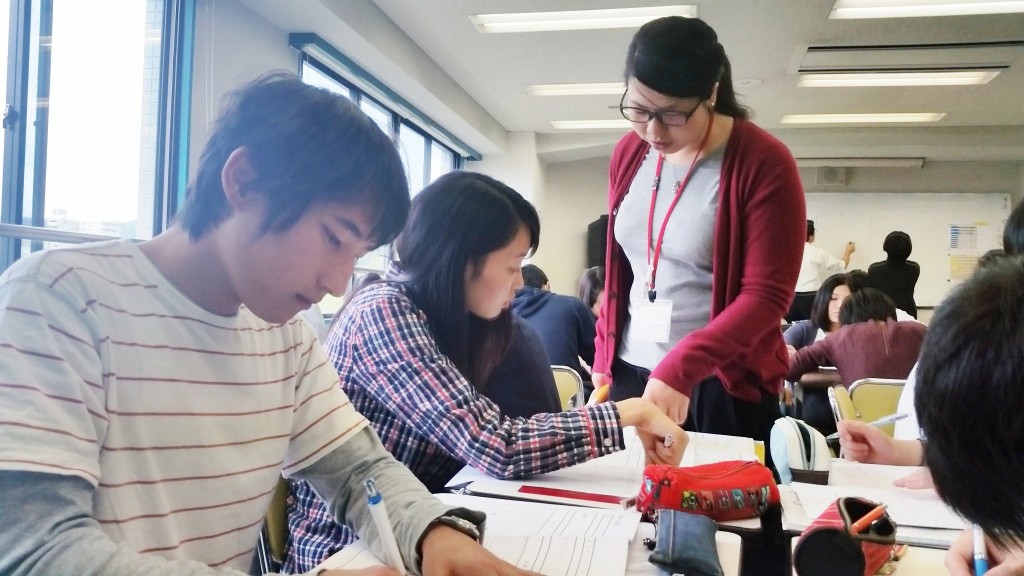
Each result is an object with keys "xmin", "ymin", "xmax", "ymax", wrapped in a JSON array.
[
  {"xmin": 848, "ymin": 378, "xmax": 906, "ymax": 436},
  {"xmin": 828, "ymin": 379, "xmax": 906, "ymax": 438},
  {"xmin": 256, "ymin": 476, "xmax": 289, "ymax": 572},
  {"xmin": 551, "ymin": 365, "xmax": 584, "ymax": 409}
]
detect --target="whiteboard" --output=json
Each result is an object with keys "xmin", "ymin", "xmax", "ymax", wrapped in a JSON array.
[{"xmin": 805, "ymin": 193, "xmax": 1011, "ymax": 307}]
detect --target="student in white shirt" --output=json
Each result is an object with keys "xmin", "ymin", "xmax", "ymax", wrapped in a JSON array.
[
  {"xmin": 0, "ymin": 73, "xmax": 534, "ymax": 576},
  {"xmin": 787, "ymin": 220, "xmax": 855, "ymax": 322}
]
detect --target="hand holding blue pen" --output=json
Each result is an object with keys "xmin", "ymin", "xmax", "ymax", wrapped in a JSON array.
[
  {"xmin": 364, "ymin": 478, "xmax": 407, "ymax": 575},
  {"xmin": 974, "ymin": 524, "xmax": 989, "ymax": 576}
]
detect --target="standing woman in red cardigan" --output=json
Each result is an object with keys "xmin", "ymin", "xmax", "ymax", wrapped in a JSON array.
[{"xmin": 592, "ymin": 16, "xmax": 805, "ymax": 454}]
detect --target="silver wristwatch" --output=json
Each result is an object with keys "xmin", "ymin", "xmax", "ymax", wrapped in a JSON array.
[{"xmin": 432, "ymin": 514, "xmax": 482, "ymax": 542}]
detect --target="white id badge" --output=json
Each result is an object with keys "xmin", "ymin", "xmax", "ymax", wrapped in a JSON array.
[{"xmin": 631, "ymin": 299, "xmax": 673, "ymax": 343}]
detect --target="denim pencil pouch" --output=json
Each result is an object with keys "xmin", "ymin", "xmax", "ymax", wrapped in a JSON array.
[{"xmin": 647, "ymin": 510, "xmax": 724, "ymax": 576}]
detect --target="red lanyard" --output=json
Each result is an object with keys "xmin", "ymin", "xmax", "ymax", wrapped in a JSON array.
[{"xmin": 645, "ymin": 112, "xmax": 715, "ymax": 303}]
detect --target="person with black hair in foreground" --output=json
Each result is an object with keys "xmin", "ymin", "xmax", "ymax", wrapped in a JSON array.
[{"xmin": 839, "ymin": 256, "xmax": 1024, "ymax": 574}]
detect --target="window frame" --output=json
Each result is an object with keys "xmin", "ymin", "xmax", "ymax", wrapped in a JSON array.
[{"xmin": 0, "ymin": 0, "xmax": 194, "ymax": 270}]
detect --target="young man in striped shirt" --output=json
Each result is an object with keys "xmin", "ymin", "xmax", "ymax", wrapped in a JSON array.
[{"xmin": 0, "ymin": 74, "xmax": 533, "ymax": 576}]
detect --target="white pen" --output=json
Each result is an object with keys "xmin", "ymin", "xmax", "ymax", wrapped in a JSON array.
[
  {"xmin": 826, "ymin": 413, "xmax": 909, "ymax": 441},
  {"xmin": 364, "ymin": 478, "xmax": 406, "ymax": 574}
]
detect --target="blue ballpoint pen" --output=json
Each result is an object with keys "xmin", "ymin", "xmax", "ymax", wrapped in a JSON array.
[
  {"xmin": 974, "ymin": 524, "xmax": 989, "ymax": 575},
  {"xmin": 364, "ymin": 478, "xmax": 407, "ymax": 575}
]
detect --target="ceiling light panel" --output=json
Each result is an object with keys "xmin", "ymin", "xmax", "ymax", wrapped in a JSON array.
[
  {"xmin": 799, "ymin": 70, "xmax": 1001, "ymax": 86},
  {"xmin": 781, "ymin": 113, "xmax": 946, "ymax": 124},
  {"xmin": 831, "ymin": 0, "xmax": 1024, "ymax": 19},
  {"xmin": 527, "ymin": 83, "xmax": 626, "ymax": 96},
  {"xmin": 470, "ymin": 6, "xmax": 698, "ymax": 33}
]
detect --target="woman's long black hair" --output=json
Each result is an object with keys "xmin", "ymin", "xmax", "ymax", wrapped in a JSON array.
[{"xmin": 394, "ymin": 171, "xmax": 540, "ymax": 389}]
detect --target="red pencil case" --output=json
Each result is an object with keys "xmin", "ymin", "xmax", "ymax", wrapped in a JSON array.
[
  {"xmin": 634, "ymin": 460, "xmax": 779, "ymax": 521},
  {"xmin": 793, "ymin": 497, "xmax": 898, "ymax": 576}
]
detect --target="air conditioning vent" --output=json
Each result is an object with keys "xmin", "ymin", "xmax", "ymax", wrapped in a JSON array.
[{"xmin": 797, "ymin": 40, "xmax": 1023, "ymax": 73}]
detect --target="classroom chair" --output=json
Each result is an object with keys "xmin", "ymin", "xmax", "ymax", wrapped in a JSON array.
[
  {"xmin": 848, "ymin": 378, "xmax": 906, "ymax": 435},
  {"xmin": 255, "ymin": 476, "xmax": 290, "ymax": 574},
  {"xmin": 828, "ymin": 379, "xmax": 906, "ymax": 437},
  {"xmin": 551, "ymin": 365, "xmax": 585, "ymax": 409}
]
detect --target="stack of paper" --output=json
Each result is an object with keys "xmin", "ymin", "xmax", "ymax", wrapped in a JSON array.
[{"xmin": 316, "ymin": 493, "xmax": 641, "ymax": 575}]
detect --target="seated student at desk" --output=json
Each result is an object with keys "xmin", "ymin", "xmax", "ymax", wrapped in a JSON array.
[
  {"xmin": 285, "ymin": 171, "xmax": 687, "ymax": 572},
  {"xmin": 511, "ymin": 263, "xmax": 596, "ymax": 393},
  {"xmin": 0, "ymin": 75, "xmax": 531, "ymax": 576},
  {"xmin": 839, "ymin": 256, "xmax": 1024, "ymax": 575},
  {"xmin": 787, "ymin": 288, "xmax": 925, "ymax": 390},
  {"xmin": 784, "ymin": 271, "xmax": 870, "ymax": 431}
]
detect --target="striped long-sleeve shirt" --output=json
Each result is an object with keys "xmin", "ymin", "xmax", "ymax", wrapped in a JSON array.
[
  {"xmin": 0, "ymin": 240, "xmax": 369, "ymax": 571},
  {"xmin": 285, "ymin": 281, "xmax": 625, "ymax": 572}
]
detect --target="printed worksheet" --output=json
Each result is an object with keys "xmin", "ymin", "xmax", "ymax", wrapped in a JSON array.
[{"xmin": 485, "ymin": 535, "xmax": 627, "ymax": 576}]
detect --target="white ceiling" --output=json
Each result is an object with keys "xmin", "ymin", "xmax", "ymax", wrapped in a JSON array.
[{"xmin": 244, "ymin": 0, "xmax": 1024, "ymax": 165}]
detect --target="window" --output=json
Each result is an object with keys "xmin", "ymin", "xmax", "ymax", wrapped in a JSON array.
[
  {"xmin": 0, "ymin": 0, "xmax": 192, "ymax": 270},
  {"xmin": 292, "ymin": 39, "xmax": 468, "ymax": 305}
]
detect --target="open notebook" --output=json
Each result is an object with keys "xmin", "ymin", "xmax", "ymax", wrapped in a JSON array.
[{"xmin": 315, "ymin": 493, "xmax": 642, "ymax": 575}]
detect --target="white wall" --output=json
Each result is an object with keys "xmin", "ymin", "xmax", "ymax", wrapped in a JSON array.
[
  {"xmin": 540, "ymin": 156, "xmax": 1023, "ymax": 297},
  {"xmin": 190, "ymin": 0, "xmax": 296, "ymax": 175}
]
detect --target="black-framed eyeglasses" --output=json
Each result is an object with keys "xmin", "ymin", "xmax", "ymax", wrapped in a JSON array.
[{"xmin": 618, "ymin": 92, "xmax": 703, "ymax": 127}]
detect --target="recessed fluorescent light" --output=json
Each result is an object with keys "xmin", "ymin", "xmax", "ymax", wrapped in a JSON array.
[
  {"xmin": 471, "ymin": 6, "xmax": 698, "ymax": 33},
  {"xmin": 799, "ymin": 70, "xmax": 1001, "ymax": 87},
  {"xmin": 831, "ymin": 0, "xmax": 1024, "ymax": 19},
  {"xmin": 551, "ymin": 119, "xmax": 632, "ymax": 130},
  {"xmin": 781, "ymin": 113, "xmax": 946, "ymax": 124},
  {"xmin": 526, "ymin": 83, "xmax": 626, "ymax": 96}
]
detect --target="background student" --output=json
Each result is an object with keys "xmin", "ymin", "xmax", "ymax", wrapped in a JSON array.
[
  {"xmin": 286, "ymin": 171, "xmax": 686, "ymax": 572},
  {"xmin": 0, "ymin": 74, "xmax": 532, "ymax": 576},
  {"xmin": 577, "ymin": 265, "xmax": 605, "ymax": 318},
  {"xmin": 786, "ymin": 288, "xmax": 925, "ymax": 392},
  {"xmin": 511, "ymin": 263, "xmax": 596, "ymax": 392},
  {"xmin": 789, "ymin": 220, "xmax": 856, "ymax": 322},
  {"xmin": 867, "ymin": 231, "xmax": 920, "ymax": 318},
  {"xmin": 783, "ymin": 272, "xmax": 868, "ymax": 431}
]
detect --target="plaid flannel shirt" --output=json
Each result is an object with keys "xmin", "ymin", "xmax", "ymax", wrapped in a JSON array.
[{"xmin": 284, "ymin": 282, "xmax": 623, "ymax": 573}]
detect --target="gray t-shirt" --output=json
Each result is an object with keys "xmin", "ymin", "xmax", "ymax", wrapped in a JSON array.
[{"xmin": 614, "ymin": 147, "xmax": 722, "ymax": 370}]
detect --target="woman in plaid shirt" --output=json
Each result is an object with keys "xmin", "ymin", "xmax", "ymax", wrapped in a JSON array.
[{"xmin": 285, "ymin": 171, "xmax": 686, "ymax": 572}]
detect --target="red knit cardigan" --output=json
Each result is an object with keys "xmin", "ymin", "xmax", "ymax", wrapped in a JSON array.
[{"xmin": 593, "ymin": 119, "xmax": 806, "ymax": 402}]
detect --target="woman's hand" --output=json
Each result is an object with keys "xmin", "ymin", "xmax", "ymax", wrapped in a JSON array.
[
  {"xmin": 615, "ymin": 397, "xmax": 687, "ymax": 465},
  {"xmin": 945, "ymin": 528, "xmax": 1024, "ymax": 576},
  {"xmin": 642, "ymin": 377, "xmax": 689, "ymax": 424},
  {"xmin": 837, "ymin": 420, "xmax": 922, "ymax": 466}
]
